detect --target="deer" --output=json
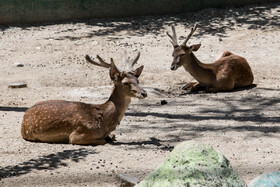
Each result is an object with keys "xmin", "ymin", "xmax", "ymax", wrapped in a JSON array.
[
  {"xmin": 166, "ymin": 23, "xmax": 254, "ymax": 93},
  {"xmin": 21, "ymin": 52, "xmax": 147, "ymax": 145}
]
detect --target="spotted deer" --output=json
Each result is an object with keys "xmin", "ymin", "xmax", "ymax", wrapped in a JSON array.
[
  {"xmin": 167, "ymin": 23, "xmax": 254, "ymax": 92},
  {"xmin": 21, "ymin": 52, "xmax": 147, "ymax": 145}
]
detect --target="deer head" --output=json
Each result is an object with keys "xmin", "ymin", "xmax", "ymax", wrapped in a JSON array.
[
  {"xmin": 166, "ymin": 23, "xmax": 201, "ymax": 70},
  {"xmin": 85, "ymin": 52, "xmax": 147, "ymax": 99}
]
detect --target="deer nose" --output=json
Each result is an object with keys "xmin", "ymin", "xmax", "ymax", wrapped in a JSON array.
[
  {"xmin": 171, "ymin": 65, "xmax": 176, "ymax": 70},
  {"xmin": 141, "ymin": 92, "xmax": 147, "ymax": 98}
]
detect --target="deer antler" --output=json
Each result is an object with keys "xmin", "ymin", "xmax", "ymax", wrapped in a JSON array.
[
  {"xmin": 85, "ymin": 54, "xmax": 121, "ymax": 73},
  {"xmin": 182, "ymin": 23, "xmax": 198, "ymax": 46},
  {"xmin": 123, "ymin": 51, "xmax": 141, "ymax": 72},
  {"xmin": 166, "ymin": 26, "xmax": 178, "ymax": 47}
]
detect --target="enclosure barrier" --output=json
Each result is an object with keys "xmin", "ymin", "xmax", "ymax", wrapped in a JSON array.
[{"xmin": 0, "ymin": 0, "xmax": 278, "ymax": 25}]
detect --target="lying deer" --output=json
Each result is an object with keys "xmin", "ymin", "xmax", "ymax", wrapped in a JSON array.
[
  {"xmin": 167, "ymin": 23, "xmax": 254, "ymax": 92},
  {"xmin": 21, "ymin": 52, "xmax": 147, "ymax": 145}
]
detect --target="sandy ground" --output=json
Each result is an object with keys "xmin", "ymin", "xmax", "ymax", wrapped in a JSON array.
[{"xmin": 0, "ymin": 2, "xmax": 280, "ymax": 186}]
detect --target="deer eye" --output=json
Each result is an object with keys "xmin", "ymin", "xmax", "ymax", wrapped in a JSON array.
[{"xmin": 123, "ymin": 82, "xmax": 129, "ymax": 86}]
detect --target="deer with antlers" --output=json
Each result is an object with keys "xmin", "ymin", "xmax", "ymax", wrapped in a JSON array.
[
  {"xmin": 21, "ymin": 52, "xmax": 147, "ymax": 145},
  {"xmin": 167, "ymin": 23, "xmax": 254, "ymax": 92}
]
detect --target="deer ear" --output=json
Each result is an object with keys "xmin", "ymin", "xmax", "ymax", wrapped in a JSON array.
[
  {"xmin": 133, "ymin": 65, "xmax": 144, "ymax": 78},
  {"xmin": 190, "ymin": 44, "xmax": 201, "ymax": 52},
  {"xmin": 109, "ymin": 67, "xmax": 124, "ymax": 82}
]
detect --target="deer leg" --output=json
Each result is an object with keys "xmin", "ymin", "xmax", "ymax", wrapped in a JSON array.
[
  {"xmin": 69, "ymin": 134, "xmax": 106, "ymax": 145},
  {"xmin": 69, "ymin": 129, "xmax": 107, "ymax": 145},
  {"xmin": 34, "ymin": 133, "xmax": 69, "ymax": 143},
  {"xmin": 206, "ymin": 86, "xmax": 234, "ymax": 93},
  {"xmin": 182, "ymin": 82, "xmax": 198, "ymax": 90},
  {"xmin": 182, "ymin": 82, "xmax": 205, "ymax": 92},
  {"xmin": 206, "ymin": 87, "xmax": 219, "ymax": 93},
  {"xmin": 207, "ymin": 78, "xmax": 235, "ymax": 93}
]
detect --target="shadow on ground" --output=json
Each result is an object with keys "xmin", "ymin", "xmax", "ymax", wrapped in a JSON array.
[
  {"xmin": 0, "ymin": 148, "xmax": 97, "ymax": 179},
  {"xmin": 1, "ymin": 3, "xmax": 279, "ymax": 41},
  {"xmin": 123, "ymin": 87, "xmax": 280, "ymax": 144},
  {"xmin": 0, "ymin": 106, "xmax": 28, "ymax": 112}
]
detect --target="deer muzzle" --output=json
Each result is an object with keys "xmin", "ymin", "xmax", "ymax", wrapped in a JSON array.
[
  {"xmin": 140, "ymin": 91, "xmax": 147, "ymax": 98},
  {"xmin": 132, "ymin": 87, "xmax": 147, "ymax": 99},
  {"xmin": 171, "ymin": 64, "xmax": 177, "ymax": 71},
  {"xmin": 137, "ymin": 88, "xmax": 147, "ymax": 99}
]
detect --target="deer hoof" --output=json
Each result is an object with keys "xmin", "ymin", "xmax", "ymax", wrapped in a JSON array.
[
  {"xmin": 105, "ymin": 134, "xmax": 116, "ymax": 143},
  {"xmin": 181, "ymin": 84, "xmax": 191, "ymax": 90}
]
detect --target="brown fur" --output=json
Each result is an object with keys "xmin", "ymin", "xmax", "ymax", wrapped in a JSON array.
[
  {"xmin": 178, "ymin": 50, "xmax": 254, "ymax": 92},
  {"xmin": 167, "ymin": 25, "xmax": 254, "ymax": 92},
  {"xmin": 21, "ymin": 56, "xmax": 147, "ymax": 145}
]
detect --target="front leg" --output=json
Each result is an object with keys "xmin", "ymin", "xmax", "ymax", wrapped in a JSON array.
[{"xmin": 181, "ymin": 82, "xmax": 205, "ymax": 92}]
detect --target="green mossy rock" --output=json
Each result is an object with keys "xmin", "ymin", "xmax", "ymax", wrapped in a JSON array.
[{"xmin": 137, "ymin": 141, "xmax": 246, "ymax": 187}]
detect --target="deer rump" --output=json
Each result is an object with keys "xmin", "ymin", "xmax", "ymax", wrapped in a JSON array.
[{"xmin": 207, "ymin": 53, "xmax": 254, "ymax": 90}]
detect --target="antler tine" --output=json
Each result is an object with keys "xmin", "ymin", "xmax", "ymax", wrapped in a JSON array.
[
  {"xmin": 110, "ymin": 58, "xmax": 121, "ymax": 74},
  {"xmin": 131, "ymin": 52, "xmax": 140, "ymax": 67},
  {"xmin": 166, "ymin": 25, "xmax": 178, "ymax": 47},
  {"xmin": 96, "ymin": 55, "xmax": 111, "ymax": 68},
  {"xmin": 85, "ymin": 54, "xmax": 111, "ymax": 68},
  {"xmin": 124, "ymin": 51, "xmax": 141, "ymax": 72},
  {"xmin": 182, "ymin": 23, "xmax": 198, "ymax": 46}
]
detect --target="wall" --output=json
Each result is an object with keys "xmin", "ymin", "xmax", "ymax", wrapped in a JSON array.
[{"xmin": 0, "ymin": 0, "xmax": 278, "ymax": 25}]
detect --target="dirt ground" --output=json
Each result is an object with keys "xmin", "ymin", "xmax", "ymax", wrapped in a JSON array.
[{"xmin": 0, "ymin": 2, "xmax": 280, "ymax": 186}]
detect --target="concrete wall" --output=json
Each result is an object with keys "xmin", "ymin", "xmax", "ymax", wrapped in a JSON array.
[{"xmin": 0, "ymin": 0, "xmax": 278, "ymax": 25}]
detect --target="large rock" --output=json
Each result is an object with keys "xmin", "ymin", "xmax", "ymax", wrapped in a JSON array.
[
  {"xmin": 248, "ymin": 171, "xmax": 280, "ymax": 187},
  {"xmin": 136, "ymin": 141, "xmax": 246, "ymax": 187}
]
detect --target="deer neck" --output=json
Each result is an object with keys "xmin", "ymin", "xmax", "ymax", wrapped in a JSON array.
[
  {"xmin": 107, "ymin": 85, "xmax": 131, "ymax": 121},
  {"xmin": 182, "ymin": 53, "xmax": 215, "ymax": 85}
]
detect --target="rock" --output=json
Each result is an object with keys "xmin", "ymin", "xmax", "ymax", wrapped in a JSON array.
[
  {"xmin": 248, "ymin": 171, "xmax": 280, "ymax": 187},
  {"xmin": 160, "ymin": 100, "xmax": 167, "ymax": 105},
  {"xmin": 136, "ymin": 141, "xmax": 246, "ymax": 187},
  {"xmin": 8, "ymin": 82, "xmax": 27, "ymax": 88},
  {"xmin": 117, "ymin": 173, "xmax": 139, "ymax": 187},
  {"xmin": 13, "ymin": 62, "xmax": 24, "ymax": 67},
  {"xmin": 92, "ymin": 41, "xmax": 99, "ymax": 45}
]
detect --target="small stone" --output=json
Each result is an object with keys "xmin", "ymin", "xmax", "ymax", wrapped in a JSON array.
[
  {"xmin": 219, "ymin": 38, "xmax": 223, "ymax": 41},
  {"xmin": 13, "ymin": 62, "xmax": 24, "ymax": 67},
  {"xmin": 8, "ymin": 83, "xmax": 27, "ymax": 88},
  {"xmin": 92, "ymin": 41, "xmax": 99, "ymax": 45},
  {"xmin": 161, "ymin": 100, "xmax": 167, "ymax": 105},
  {"xmin": 117, "ymin": 173, "xmax": 139, "ymax": 187}
]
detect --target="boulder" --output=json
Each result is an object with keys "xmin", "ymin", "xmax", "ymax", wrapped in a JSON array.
[
  {"xmin": 248, "ymin": 171, "xmax": 280, "ymax": 187},
  {"xmin": 136, "ymin": 141, "xmax": 246, "ymax": 187}
]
